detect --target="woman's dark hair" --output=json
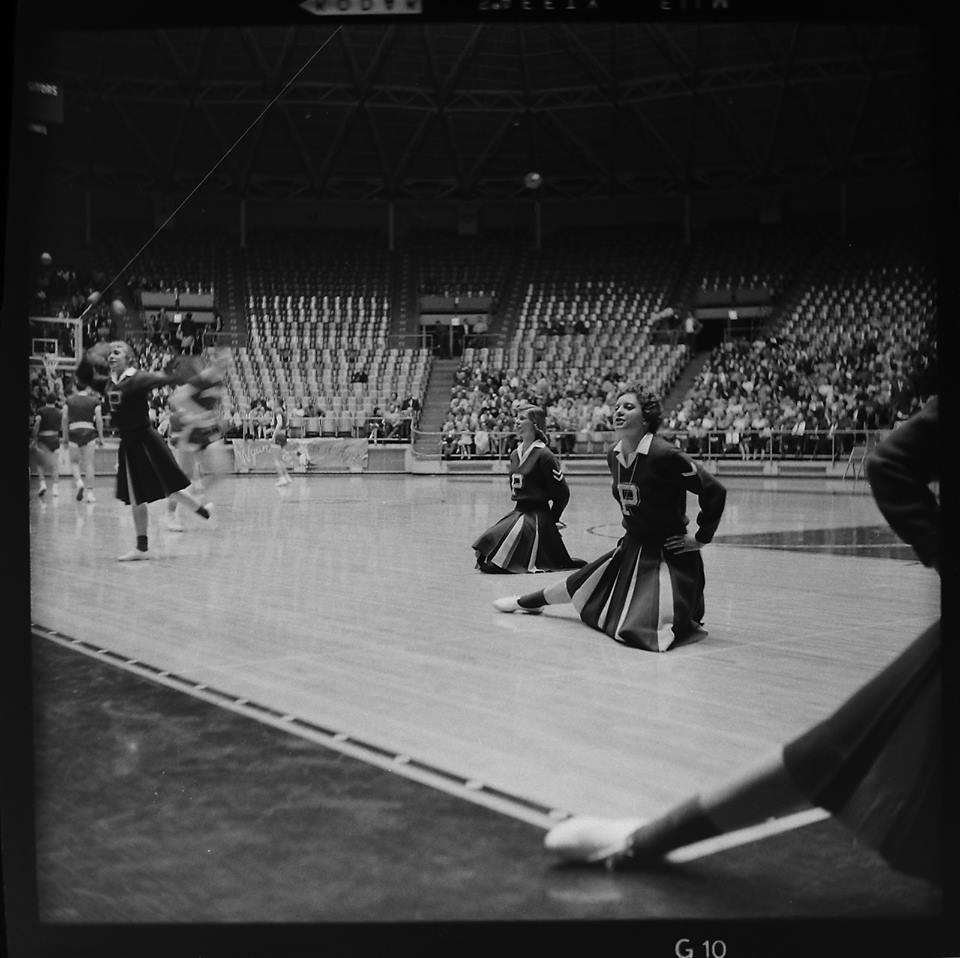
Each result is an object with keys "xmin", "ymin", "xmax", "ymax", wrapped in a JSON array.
[{"xmin": 619, "ymin": 385, "xmax": 663, "ymax": 433}]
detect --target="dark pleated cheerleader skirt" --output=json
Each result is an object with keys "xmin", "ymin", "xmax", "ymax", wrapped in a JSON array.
[
  {"xmin": 563, "ymin": 534, "xmax": 707, "ymax": 652},
  {"xmin": 473, "ymin": 505, "xmax": 582, "ymax": 574},
  {"xmin": 782, "ymin": 620, "xmax": 941, "ymax": 884},
  {"xmin": 116, "ymin": 426, "xmax": 192, "ymax": 505}
]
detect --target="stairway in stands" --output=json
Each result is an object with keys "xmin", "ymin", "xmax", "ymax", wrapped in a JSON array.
[
  {"xmin": 412, "ymin": 358, "xmax": 460, "ymax": 459},
  {"xmin": 216, "ymin": 248, "xmax": 245, "ymax": 346},
  {"xmin": 661, "ymin": 350, "xmax": 713, "ymax": 413}
]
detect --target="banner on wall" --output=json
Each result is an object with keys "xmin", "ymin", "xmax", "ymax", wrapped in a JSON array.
[{"xmin": 232, "ymin": 438, "xmax": 369, "ymax": 474}]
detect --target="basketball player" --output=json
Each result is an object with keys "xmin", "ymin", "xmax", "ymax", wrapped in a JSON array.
[
  {"xmin": 103, "ymin": 342, "xmax": 212, "ymax": 560},
  {"xmin": 62, "ymin": 378, "xmax": 105, "ymax": 502},
  {"xmin": 493, "ymin": 387, "xmax": 727, "ymax": 652},
  {"xmin": 472, "ymin": 405, "xmax": 584, "ymax": 573},
  {"xmin": 272, "ymin": 399, "xmax": 292, "ymax": 487},
  {"xmin": 544, "ymin": 397, "xmax": 940, "ymax": 886},
  {"xmin": 32, "ymin": 393, "xmax": 62, "ymax": 498}
]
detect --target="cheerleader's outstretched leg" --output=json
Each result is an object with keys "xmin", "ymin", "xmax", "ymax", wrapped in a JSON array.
[{"xmin": 492, "ymin": 578, "xmax": 572, "ymax": 614}]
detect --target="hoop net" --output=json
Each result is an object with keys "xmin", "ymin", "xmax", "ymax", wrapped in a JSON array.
[{"xmin": 41, "ymin": 352, "xmax": 60, "ymax": 391}]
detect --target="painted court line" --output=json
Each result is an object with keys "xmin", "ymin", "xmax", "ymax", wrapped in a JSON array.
[
  {"xmin": 32, "ymin": 623, "xmax": 834, "ymax": 863},
  {"xmin": 665, "ymin": 808, "xmax": 831, "ymax": 863},
  {"xmin": 32, "ymin": 624, "xmax": 564, "ymax": 831},
  {"xmin": 716, "ymin": 542, "xmax": 911, "ymax": 551}
]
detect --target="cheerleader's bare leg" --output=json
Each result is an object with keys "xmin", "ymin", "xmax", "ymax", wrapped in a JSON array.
[
  {"xmin": 132, "ymin": 501, "xmax": 148, "ymax": 536},
  {"xmin": 169, "ymin": 487, "xmax": 212, "ymax": 516},
  {"xmin": 118, "ymin": 502, "xmax": 152, "ymax": 560},
  {"xmin": 165, "ymin": 494, "xmax": 184, "ymax": 531}
]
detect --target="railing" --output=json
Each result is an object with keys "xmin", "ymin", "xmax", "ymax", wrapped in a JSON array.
[
  {"xmin": 385, "ymin": 332, "xmax": 433, "ymax": 351},
  {"xmin": 201, "ymin": 330, "xmax": 243, "ymax": 348},
  {"xmin": 647, "ymin": 319, "xmax": 776, "ymax": 349},
  {"xmin": 121, "ymin": 320, "xmax": 240, "ymax": 350},
  {"xmin": 94, "ymin": 417, "xmax": 885, "ymax": 470},
  {"xmin": 408, "ymin": 330, "xmax": 501, "ymax": 356},
  {"xmin": 411, "ymin": 428, "xmax": 887, "ymax": 465},
  {"xmin": 663, "ymin": 428, "xmax": 882, "ymax": 462},
  {"xmin": 222, "ymin": 410, "xmax": 420, "ymax": 442}
]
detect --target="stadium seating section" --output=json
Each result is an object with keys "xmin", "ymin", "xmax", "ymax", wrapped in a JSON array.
[{"xmin": 29, "ymin": 223, "xmax": 937, "ymax": 457}]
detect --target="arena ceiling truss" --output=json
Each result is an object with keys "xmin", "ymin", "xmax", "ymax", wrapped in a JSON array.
[{"xmin": 33, "ymin": 21, "xmax": 935, "ymax": 203}]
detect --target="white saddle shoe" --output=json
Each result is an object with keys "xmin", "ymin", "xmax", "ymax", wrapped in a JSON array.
[
  {"xmin": 492, "ymin": 595, "xmax": 543, "ymax": 614},
  {"xmin": 543, "ymin": 816, "xmax": 645, "ymax": 863}
]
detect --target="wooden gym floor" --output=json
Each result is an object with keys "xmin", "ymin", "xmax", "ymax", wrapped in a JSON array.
[{"xmin": 21, "ymin": 471, "xmax": 945, "ymax": 948}]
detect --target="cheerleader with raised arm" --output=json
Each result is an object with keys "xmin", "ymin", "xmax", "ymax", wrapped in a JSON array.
[{"xmin": 103, "ymin": 342, "xmax": 213, "ymax": 560}]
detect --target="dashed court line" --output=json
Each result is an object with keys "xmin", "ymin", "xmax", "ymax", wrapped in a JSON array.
[
  {"xmin": 31, "ymin": 623, "xmax": 567, "ymax": 830},
  {"xmin": 32, "ymin": 622, "xmax": 831, "ymax": 863}
]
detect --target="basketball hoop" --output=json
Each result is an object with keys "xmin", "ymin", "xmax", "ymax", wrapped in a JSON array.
[{"xmin": 41, "ymin": 352, "xmax": 60, "ymax": 391}]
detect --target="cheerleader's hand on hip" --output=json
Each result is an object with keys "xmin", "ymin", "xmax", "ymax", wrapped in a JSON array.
[{"xmin": 664, "ymin": 534, "xmax": 702, "ymax": 554}]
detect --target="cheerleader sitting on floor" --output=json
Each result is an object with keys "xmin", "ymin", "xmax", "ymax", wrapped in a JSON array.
[
  {"xmin": 472, "ymin": 404, "xmax": 585, "ymax": 575},
  {"xmin": 494, "ymin": 387, "xmax": 726, "ymax": 653}
]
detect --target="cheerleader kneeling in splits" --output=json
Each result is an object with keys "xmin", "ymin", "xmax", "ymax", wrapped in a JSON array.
[
  {"xmin": 493, "ymin": 387, "xmax": 727, "ymax": 653},
  {"xmin": 472, "ymin": 404, "xmax": 585, "ymax": 574}
]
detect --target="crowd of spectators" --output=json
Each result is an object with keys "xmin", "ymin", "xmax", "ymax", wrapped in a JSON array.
[
  {"xmin": 29, "ymin": 367, "xmax": 61, "ymax": 417},
  {"xmin": 438, "ymin": 363, "xmax": 632, "ymax": 459},
  {"xmin": 143, "ymin": 308, "xmax": 223, "ymax": 356},
  {"xmin": 33, "ymin": 320, "xmax": 935, "ymax": 458},
  {"xmin": 202, "ymin": 392, "xmax": 423, "ymax": 443},
  {"xmin": 33, "ymin": 257, "xmax": 126, "ymax": 329},
  {"xmin": 32, "ymin": 251, "xmax": 220, "ymax": 359},
  {"xmin": 663, "ymin": 325, "xmax": 935, "ymax": 458},
  {"xmin": 30, "ymin": 232, "xmax": 937, "ymax": 461},
  {"xmin": 365, "ymin": 398, "xmax": 420, "ymax": 442},
  {"xmin": 437, "ymin": 306, "xmax": 935, "ymax": 461},
  {"xmin": 32, "ymin": 261, "xmax": 86, "ymax": 319}
]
